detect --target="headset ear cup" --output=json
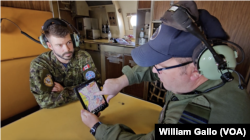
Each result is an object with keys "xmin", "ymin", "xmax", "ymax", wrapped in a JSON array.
[
  {"xmin": 39, "ymin": 34, "xmax": 48, "ymax": 49},
  {"xmin": 192, "ymin": 43, "xmax": 206, "ymax": 69},
  {"xmin": 194, "ymin": 44, "xmax": 237, "ymax": 80},
  {"xmin": 72, "ymin": 32, "xmax": 80, "ymax": 47},
  {"xmin": 70, "ymin": 34, "xmax": 76, "ymax": 47}
]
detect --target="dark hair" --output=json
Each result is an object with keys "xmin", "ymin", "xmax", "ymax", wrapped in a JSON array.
[{"xmin": 44, "ymin": 24, "xmax": 70, "ymax": 39}]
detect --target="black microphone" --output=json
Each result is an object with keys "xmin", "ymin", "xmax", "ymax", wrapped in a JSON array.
[{"xmin": 21, "ymin": 31, "xmax": 41, "ymax": 44}]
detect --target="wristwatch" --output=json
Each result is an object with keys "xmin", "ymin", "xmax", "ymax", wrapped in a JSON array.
[{"xmin": 90, "ymin": 122, "xmax": 102, "ymax": 136}]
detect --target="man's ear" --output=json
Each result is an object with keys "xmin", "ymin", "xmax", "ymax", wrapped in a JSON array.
[
  {"xmin": 47, "ymin": 42, "xmax": 53, "ymax": 50},
  {"xmin": 190, "ymin": 64, "xmax": 201, "ymax": 81}
]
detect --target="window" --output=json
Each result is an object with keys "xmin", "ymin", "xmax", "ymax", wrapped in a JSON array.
[{"xmin": 127, "ymin": 13, "xmax": 136, "ymax": 30}]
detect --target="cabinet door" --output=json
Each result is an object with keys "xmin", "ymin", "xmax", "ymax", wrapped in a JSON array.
[
  {"xmin": 123, "ymin": 54, "xmax": 145, "ymax": 99},
  {"xmin": 86, "ymin": 50, "xmax": 102, "ymax": 76},
  {"xmin": 153, "ymin": 1, "xmax": 171, "ymax": 20},
  {"xmin": 138, "ymin": 1, "xmax": 151, "ymax": 9},
  {"xmin": 105, "ymin": 54, "xmax": 123, "ymax": 79}
]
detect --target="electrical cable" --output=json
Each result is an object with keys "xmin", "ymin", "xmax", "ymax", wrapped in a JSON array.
[
  {"xmin": 60, "ymin": 19, "xmax": 80, "ymax": 36},
  {"xmin": 1, "ymin": 18, "xmax": 41, "ymax": 44},
  {"xmin": 227, "ymin": 68, "xmax": 246, "ymax": 89},
  {"xmin": 208, "ymin": 38, "xmax": 247, "ymax": 89},
  {"xmin": 58, "ymin": 19, "xmax": 82, "ymax": 44},
  {"xmin": 209, "ymin": 38, "xmax": 245, "ymax": 65},
  {"xmin": 221, "ymin": 40, "xmax": 245, "ymax": 65},
  {"xmin": 1, "ymin": 18, "xmax": 22, "ymax": 31},
  {"xmin": 196, "ymin": 68, "xmax": 246, "ymax": 93},
  {"xmin": 202, "ymin": 82, "xmax": 226, "ymax": 93}
]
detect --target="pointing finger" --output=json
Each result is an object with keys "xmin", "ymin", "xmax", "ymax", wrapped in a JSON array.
[{"xmin": 94, "ymin": 91, "xmax": 107, "ymax": 96}]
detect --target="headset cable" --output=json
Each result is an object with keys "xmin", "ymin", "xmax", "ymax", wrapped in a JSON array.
[{"xmin": 1, "ymin": 18, "xmax": 41, "ymax": 44}]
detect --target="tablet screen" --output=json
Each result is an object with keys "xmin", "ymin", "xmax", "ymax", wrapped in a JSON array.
[{"xmin": 77, "ymin": 81, "xmax": 105, "ymax": 112}]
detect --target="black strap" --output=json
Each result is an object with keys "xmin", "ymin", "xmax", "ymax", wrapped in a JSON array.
[{"xmin": 43, "ymin": 18, "xmax": 67, "ymax": 30}]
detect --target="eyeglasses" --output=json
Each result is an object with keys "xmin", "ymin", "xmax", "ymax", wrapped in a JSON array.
[{"xmin": 154, "ymin": 61, "xmax": 193, "ymax": 74}]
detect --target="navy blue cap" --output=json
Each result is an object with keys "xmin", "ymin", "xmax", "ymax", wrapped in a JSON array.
[{"xmin": 131, "ymin": 24, "xmax": 201, "ymax": 67}]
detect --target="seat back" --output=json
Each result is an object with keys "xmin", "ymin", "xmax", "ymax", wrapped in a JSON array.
[{"xmin": 1, "ymin": 7, "xmax": 52, "ymax": 121}]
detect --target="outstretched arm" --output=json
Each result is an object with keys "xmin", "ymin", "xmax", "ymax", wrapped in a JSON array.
[{"xmin": 94, "ymin": 65, "xmax": 159, "ymax": 102}]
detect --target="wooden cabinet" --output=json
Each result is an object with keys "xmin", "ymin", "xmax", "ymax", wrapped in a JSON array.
[
  {"xmin": 105, "ymin": 52, "xmax": 123, "ymax": 79},
  {"xmin": 58, "ymin": 1, "xmax": 75, "ymax": 27},
  {"xmin": 1, "ymin": 1, "xmax": 51, "ymax": 11},
  {"xmin": 138, "ymin": 1, "xmax": 151, "ymax": 9},
  {"xmin": 100, "ymin": 45, "xmax": 148, "ymax": 100},
  {"xmin": 153, "ymin": 1, "xmax": 171, "ymax": 21},
  {"xmin": 83, "ymin": 43, "xmax": 100, "ymax": 51},
  {"xmin": 71, "ymin": 1, "xmax": 89, "ymax": 17},
  {"xmin": 123, "ymin": 54, "xmax": 145, "ymax": 99},
  {"xmin": 135, "ymin": 1, "xmax": 152, "ymax": 45}
]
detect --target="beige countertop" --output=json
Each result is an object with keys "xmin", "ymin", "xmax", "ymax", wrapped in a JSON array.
[{"xmin": 83, "ymin": 39, "xmax": 138, "ymax": 48}]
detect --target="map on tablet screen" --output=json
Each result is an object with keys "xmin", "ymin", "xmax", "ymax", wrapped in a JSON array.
[{"xmin": 78, "ymin": 81, "xmax": 105, "ymax": 112}]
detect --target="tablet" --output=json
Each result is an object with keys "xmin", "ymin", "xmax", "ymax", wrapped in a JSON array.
[{"xmin": 74, "ymin": 79, "xmax": 108, "ymax": 115}]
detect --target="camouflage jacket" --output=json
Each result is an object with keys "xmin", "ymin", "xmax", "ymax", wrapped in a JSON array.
[{"xmin": 29, "ymin": 48, "xmax": 100, "ymax": 109}]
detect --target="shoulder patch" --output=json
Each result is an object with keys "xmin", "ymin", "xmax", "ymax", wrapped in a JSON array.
[
  {"xmin": 178, "ymin": 95, "xmax": 211, "ymax": 124},
  {"xmin": 179, "ymin": 111, "xmax": 209, "ymax": 124},
  {"xmin": 150, "ymin": 25, "xmax": 161, "ymax": 40},
  {"xmin": 85, "ymin": 71, "xmax": 96, "ymax": 80},
  {"xmin": 83, "ymin": 64, "xmax": 91, "ymax": 71},
  {"xmin": 44, "ymin": 74, "xmax": 53, "ymax": 87}
]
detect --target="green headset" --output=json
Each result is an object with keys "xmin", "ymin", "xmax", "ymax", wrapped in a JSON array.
[
  {"xmin": 39, "ymin": 18, "xmax": 80, "ymax": 49},
  {"xmin": 164, "ymin": 3, "xmax": 246, "ymax": 89}
]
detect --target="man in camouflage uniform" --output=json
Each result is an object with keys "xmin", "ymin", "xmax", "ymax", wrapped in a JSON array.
[
  {"xmin": 29, "ymin": 18, "xmax": 100, "ymax": 109},
  {"xmin": 79, "ymin": 1, "xmax": 250, "ymax": 140}
]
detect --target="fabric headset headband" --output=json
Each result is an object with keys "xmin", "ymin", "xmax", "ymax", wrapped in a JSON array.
[{"xmin": 42, "ymin": 18, "xmax": 67, "ymax": 31}]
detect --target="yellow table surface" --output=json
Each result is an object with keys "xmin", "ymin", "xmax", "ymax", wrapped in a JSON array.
[{"xmin": 1, "ymin": 93, "xmax": 162, "ymax": 140}]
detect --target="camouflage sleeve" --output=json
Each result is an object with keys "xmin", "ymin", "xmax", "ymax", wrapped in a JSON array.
[
  {"xmin": 122, "ymin": 65, "xmax": 159, "ymax": 85},
  {"xmin": 29, "ymin": 61, "xmax": 78, "ymax": 109},
  {"xmin": 95, "ymin": 124, "xmax": 155, "ymax": 140}
]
